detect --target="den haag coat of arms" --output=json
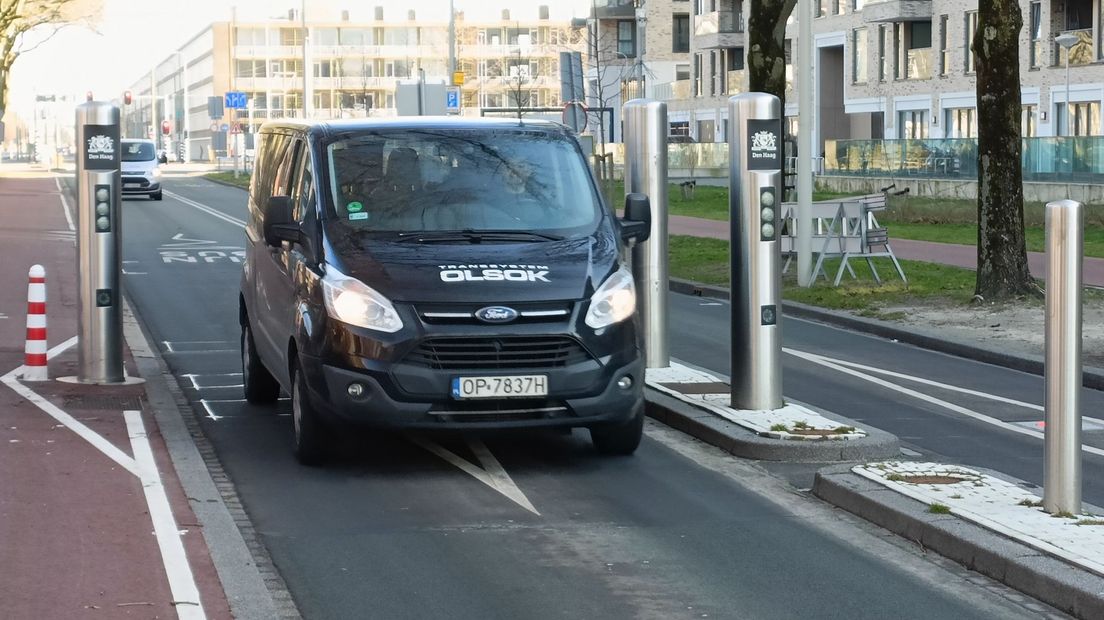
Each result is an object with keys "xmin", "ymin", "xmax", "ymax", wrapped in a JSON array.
[
  {"xmin": 751, "ymin": 130, "xmax": 776, "ymax": 152},
  {"xmin": 87, "ymin": 135, "xmax": 114, "ymax": 154}
]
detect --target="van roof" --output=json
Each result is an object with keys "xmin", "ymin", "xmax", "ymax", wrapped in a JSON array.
[{"xmin": 258, "ymin": 116, "xmax": 573, "ymax": 140}]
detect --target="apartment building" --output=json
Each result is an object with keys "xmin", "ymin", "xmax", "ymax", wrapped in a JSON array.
[
  {"xmin": 124, "ymin": 5, "xmax": 586, "ymax": 161},
  {"xmin": 659, "ymin": 0, "xmax": 1103, "ymax": 151},
  {"xmin": 587, "ymin": 0, "xmax": 693, "ymax": 141}
]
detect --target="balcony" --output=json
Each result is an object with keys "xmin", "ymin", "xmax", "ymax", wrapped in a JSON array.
[
  {"xmin": 654, "ymin": 79, "xmax": 692, "ymax": 101},
  {"xmin": 861, "ymin": 0, "xmax": 933, "ymax": 23},
  {"xmin": 694, "ymin": 11, "xmax": 745, "ymax": 49},
  {"xmin": 1058, "ymin": 29, "xmax": 1095, "ymax": 67},
  {"xmin": 905, "ymin": 48, "xmax": 932, "ymax": 79},
  {"xmin": 590, "ymin": 0, "xmax": 636, "ymax": 19}
]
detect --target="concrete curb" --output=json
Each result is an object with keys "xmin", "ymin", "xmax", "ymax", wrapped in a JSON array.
[
  {"xmin": 670, "ymin": 277, "xmax": 1104, "ymax": 390},
  {"xmin": 122, "ymin": 298, "xmax": 301, "ymax": 619},
  {"xmin": 645, "ymin": 387, "xmax": 900, "ymax": 461},
  {"xmin": 813, "ymin": 465, "xmax": 1104, "ymax": 619}
]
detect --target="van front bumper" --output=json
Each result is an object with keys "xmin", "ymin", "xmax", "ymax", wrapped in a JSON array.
[{"xmin": 299, "ymin": 353, "xmax": 644, "ymax": 430}]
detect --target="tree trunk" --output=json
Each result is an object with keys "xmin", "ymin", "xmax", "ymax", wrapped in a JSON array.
[
  {"xmin": 747, "ymin": 0, "xmax": 796, "ymax": 108},
  {"xmin": 974, "ymin": 0, "xmax": 1037, "ymax": 300}
]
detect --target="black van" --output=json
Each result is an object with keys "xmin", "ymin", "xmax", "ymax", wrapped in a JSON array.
[{"xmin": 239, "ymin": 118, "xmax": 651, "ymax": 464}]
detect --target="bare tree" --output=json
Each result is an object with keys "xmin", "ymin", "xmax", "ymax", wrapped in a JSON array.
[
  {"xmin": 0, "ymin": 0, "xmax": 102, "ymax": 117},
  {"xmin": 582, "ymin": 6, "xmax": 637, "ymax": 177},
  {"xmin": 506, "ymin": 24, "xmax": 531, "ymax": 120},
  {"xmin": 747, "ymin": 0, "xmax": 797, "ymax": 107},
  {"xmin": 974, "ymin": 0, "xmax": 1037, "ymax": 300}
]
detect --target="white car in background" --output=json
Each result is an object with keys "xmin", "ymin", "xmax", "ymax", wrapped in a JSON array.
[{"xmin": 121, "ymin": 139, "xmax": 163, "ymax": 200}]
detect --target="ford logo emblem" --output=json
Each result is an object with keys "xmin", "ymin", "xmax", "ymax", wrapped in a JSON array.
[{"xmin": 475, "ymin": 306, "xmax": 518, "ymax": 323}]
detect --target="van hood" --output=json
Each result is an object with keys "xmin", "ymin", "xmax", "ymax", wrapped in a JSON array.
[{"xmin": 326, "ymin": 232, "xmax": 620, "ymax": 303}]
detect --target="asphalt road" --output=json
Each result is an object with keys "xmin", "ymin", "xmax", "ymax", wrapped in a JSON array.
[{"xmin": 119, "ymin": 173, "xmax": 1066, "ymax": 619}]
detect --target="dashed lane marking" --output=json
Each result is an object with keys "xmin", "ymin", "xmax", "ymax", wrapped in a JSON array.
[{"xmin": 164, "ymin": 190, "xmax": 246, "ymax": 229}]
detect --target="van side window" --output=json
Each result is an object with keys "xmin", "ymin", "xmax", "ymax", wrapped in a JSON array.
[
  {"xmin": 272, "ymin": 137, "xmax": 302, "ymax": 198},
  {"xmin": 292, "ymin": 150, "xmax": 315, "ymax": 224}
]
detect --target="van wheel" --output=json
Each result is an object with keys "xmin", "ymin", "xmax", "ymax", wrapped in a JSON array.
[
  {"xmin": 292, "ymin": 365, "xmax": 329, "ymax": 466},
  {"xmin": 152, "ymin": 190, "xmax": 163, "ymax": 201},
  {"xmin": 241, "ymin": 323, "xmax": 279, "ymax": 404},
  {"xmin": 590, "ymin": 406, "xmax": 644, "ymax": 456}
]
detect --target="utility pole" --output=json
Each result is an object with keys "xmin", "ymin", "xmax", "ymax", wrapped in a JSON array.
[
  {"xmin": 448, "ymin": 0, "xmax": 457, "ymax": 83},
  {"xmin": 796, "ymin": 0, "xmax": 813, "ymax": 286},
  {"xmin": 302, "ymin": 0, "xmax": 313, "ymax": 117}
]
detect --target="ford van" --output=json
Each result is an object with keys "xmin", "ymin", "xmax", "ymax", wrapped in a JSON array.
[
  {"xmin": 239, "ymin": 118, "xmax": 651, "ymax": 464},
  {"xmin": 121, "ymin": 139, "xmax": 163, "ymax": 200}
]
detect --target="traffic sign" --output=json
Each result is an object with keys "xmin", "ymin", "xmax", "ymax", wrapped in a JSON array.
[
  {"xmin": 224, "ymin": 91, "xmax": 247, "ymax": 109},
  {"xmin": 230, "ymin": 123, "xmax": 242, "ymax": 134},
  {"xmin": 209, "ymin": 122, "xmax": 219, "ymax": 132},
  {"xmin": 220, "ymin": 123, "xmax": 230, "ymax": 133},
  {"xmin": 562, "ymin": 101, "xmax": 587, "ymax": 133},
  {"xmin": 445, "ymin": 86, "xmax": 461, "ymax": 114}
]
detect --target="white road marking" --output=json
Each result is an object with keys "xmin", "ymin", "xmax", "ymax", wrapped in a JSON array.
[
  {"xmin": 54, "ymin": 177, "xmax": 75, "ymax": 232},
  {"xmin": 1, "ymin": 336, "xmax": 138, "ymax": 475},
  {"xmin": 182, "ymin": 373, "xmax": 243, "ymax": 390},
  {"xmin": 124, "ymin": 410, "xmax": 206, "ymax": 619},
  {"xmin": 160, "ymin": 233, "xmax": 242, "ymax": 252},
  {"xmin": 785, "ymin": 348, "xmax": 1104, "ymax": 458},
  {"xmin": 164, "ymin": 190, "xmax": 246, "ymax": 229},
  {"xmin": 408, "ymin": 435, "xmax": 540, "ymax": 515}
]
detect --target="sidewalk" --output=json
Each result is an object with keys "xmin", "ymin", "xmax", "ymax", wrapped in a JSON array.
[
  {"xmin": 669, "ymin": 213, "xmax": 1104, "ymax": 287},
  {"xmin": 0, "ymin": 172, "xmax": 233, "ymax": 618}
]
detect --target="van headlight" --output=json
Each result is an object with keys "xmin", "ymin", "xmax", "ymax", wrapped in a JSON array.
[
  {"xmin": 585, "ymin": 267, "xmax": 636, "ymax": 329},
  {"xmin": 322, "ymin": 267, "xmax": 403, "ymax": 333}
]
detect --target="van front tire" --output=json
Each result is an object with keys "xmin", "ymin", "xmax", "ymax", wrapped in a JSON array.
[
  {"xmin": 292, "ymin": 365, "xmax": 329, "ymax": 466},
  {"xmin": 590, "ymin": 406, "xmax": 644, "ymax": 456},
  {"xmin": 242, "ymin": 323, "xmax": 279, "ymax": 404}
]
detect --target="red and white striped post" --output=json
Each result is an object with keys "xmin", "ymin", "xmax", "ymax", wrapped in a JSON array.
[{"xmin": 23, "ymin": 265, "xmax": 48, "ymax": 381}]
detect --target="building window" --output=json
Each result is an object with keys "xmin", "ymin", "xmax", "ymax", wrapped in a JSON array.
[
  {"xmin": 693, "ymin": 54, "xmax": 703, "ymax": 96},
  {"xmin": 617, "ymin": 21, "xmax": 636, "ymax": 57},
  {"xmin": 676, "ymin": 63, "xmax": 691, "ymax": 80},
  {"xmin": 878, "ymin": 25, "xmax": 888, "ymax": 81},
  {"xmin": 945, "ymin": 107, "xmax": 977, "ymax": 138},
  {"xmin": 1022, "ymin": 105, "xmax": 1038, "ymax": 137},
  {"xmin": 673, "ymin": 14, "xmax": 690, "ymax": 53},
  {"xmin": 817, "ymin": 0, "xmax": 827, "ymax": 17},
  {"xmin": 1029, "ymin": 2, "xmax": 1042, "ymax": 68},
  {"xmin": 833, "ymin": 0, "xmax": 844, "ymax": 15},
  {"xmin": 853, "ymin": 0, "xmax": 864, "ymax": 10},
  {"xmin": 728, "ymin": 47, "xmax": 744, "ymax": 70},
  {"xmin": 899, "ymin": 110, "xmax": 929, "ymax": 139},
  {"xmin": 852, "ymin": 28, "xmax": 868, "ymax": 83},
  {"xmin": 1058, "ymin": 102, "xmax": 1102, "ymax": 136},
  {"xmin": 965, "ymin": 11, "xmax": 978, "ymax": 73},
  {"xmin": 939, "ymin": 15, "xmax": 949, "ymax": 75}
]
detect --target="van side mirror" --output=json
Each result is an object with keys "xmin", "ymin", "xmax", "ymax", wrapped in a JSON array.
[
  {"xmin": 620, "ymin": 193, "xmax": 651, "ymax": 244},
  {"xmin": 263, "ymin": 196, "xmax": 299, "ymax": 247}
]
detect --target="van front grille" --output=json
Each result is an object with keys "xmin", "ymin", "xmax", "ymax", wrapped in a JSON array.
[{"xmin": 404, "ymin": 336, "xmax": 591, "ymax": 370}]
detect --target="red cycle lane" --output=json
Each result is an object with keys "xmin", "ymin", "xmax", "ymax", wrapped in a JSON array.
[{"xmin": 0, "ymin": 170, "xmax": 233, "ymax": 619}]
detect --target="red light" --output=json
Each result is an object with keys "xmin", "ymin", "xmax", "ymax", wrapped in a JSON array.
[
  {"xmin": 123, "ymin": 90, "xmax": 132, "ymax": 106},
  {"xmin": 161, "ymin": 120, "xmax": 171, "ymax": 135},
  {"xmin": 85, "ymin": 91, "xmax": 93, "ymax": 102}
]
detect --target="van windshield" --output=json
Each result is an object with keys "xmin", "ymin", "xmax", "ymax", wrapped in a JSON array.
[
  {"xmin": 122, "ymin": 142, "xmax": 156, "ymax": 162},
  {"xmin": 325, "ymin": 129, "xmax": 602, "ymax": 239}
]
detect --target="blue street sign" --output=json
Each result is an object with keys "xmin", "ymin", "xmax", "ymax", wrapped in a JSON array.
[
  {"xmin": 445, "ymin": 87, "xmax": 461, "ymax": 114},
  {"xmin": 224, "ymin": 91, "xmax": 248, "ymax": 109},
  {"xmin": 220, "ymin": 123, "xmax": 230, "ymax": 133}
]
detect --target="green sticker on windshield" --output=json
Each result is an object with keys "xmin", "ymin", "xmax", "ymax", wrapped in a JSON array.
[
  {"xmin": 347, "ymin": 201, "xmax": 364, "ymax": 213},
  {"xmin": 349, "ymin": 212, "xmax": 368, "ymax": 221}
]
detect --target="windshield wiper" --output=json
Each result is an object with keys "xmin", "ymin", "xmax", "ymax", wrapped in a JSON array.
[{"xmin": 393, "ymin": 229, "xmax": 564, "ymax": 243}]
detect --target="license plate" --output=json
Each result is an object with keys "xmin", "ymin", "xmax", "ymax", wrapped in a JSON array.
[
  {"xmin": 451, "ymin": 375, "xmax": 548, "ymax": 399},
  {"xmin": 124, "ymin": 183, "xmax": 140, "ymax": 188}
]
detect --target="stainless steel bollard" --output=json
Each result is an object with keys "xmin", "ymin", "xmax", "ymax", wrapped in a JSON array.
[
  {"xmin": 728, "ymin": 93, "xmax": 783, "ymax": 411},
  {"xmin": 1044, "ymin": 199, "xmax": 1083, "ymax": 515},
  {"xmin": 75, "ymin": 102, "xmax": 125, "ymax": 383},
  {"xmin": 623, "ymin": 99, "xmax": 669, "ymax": 369}
]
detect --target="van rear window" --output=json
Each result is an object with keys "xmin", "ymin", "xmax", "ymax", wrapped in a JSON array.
[{"xmin": 324, "ymin": 129, "xmax": 601, "ymax": 238}]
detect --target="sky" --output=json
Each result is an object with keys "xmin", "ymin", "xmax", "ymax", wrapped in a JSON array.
[{"xmin": 7, "ymin": 0, "xmax": 592, "ymax": 121}]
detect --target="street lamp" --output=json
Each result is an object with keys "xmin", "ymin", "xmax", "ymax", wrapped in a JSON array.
[
  {"xmin": 1055, "ymin": 33, "xmax": 1078, "ymax": 137},
  {"xmin": 172, "ymin": 49, "xmax": 191, "ymax": 162}
]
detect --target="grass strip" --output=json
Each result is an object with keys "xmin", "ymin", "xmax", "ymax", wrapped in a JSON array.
[
  {"xmin": 668, "ymin": 235, "xmax": 979, "ymax": 312},
  {"xmin": 205, "ymin": 171, "xmax": 251, "ymax": 189}
]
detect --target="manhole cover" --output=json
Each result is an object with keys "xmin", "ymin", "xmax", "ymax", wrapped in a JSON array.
[{"xmin": 63, "ymin": 394, "xmax": 145, "ymax": 410}]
